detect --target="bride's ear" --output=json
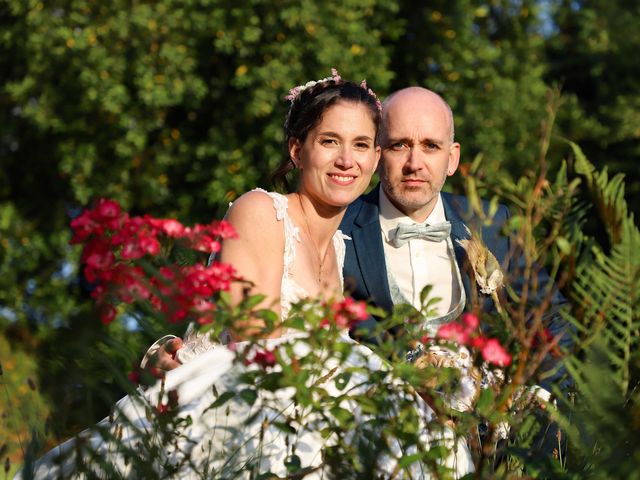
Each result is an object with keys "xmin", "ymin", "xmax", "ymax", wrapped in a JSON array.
[{"xmin": 288, "ymin": 138, "xmax": 302, "ymax": 169}]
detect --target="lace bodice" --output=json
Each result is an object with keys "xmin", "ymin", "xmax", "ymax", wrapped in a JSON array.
[{"xmin": 178, "ymin": 189, "xmax": 347, "ymax": 362}]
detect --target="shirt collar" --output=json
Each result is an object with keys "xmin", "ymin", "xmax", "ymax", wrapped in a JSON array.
[{"xmin": 379, "ymin": 189, "xmax": 446, "ymax": 242}]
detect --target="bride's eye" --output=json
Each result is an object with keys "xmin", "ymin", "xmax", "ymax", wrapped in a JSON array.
[
  {"xmin": 354, "ymin": 141, "xmax": 371, "ymax": 151},
  {"xmin": 320, "ymin": 138, "xmax": 339, "ymax": 146}
]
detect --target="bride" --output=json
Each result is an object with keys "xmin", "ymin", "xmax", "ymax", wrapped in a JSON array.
[{"xmin": 20, "ymin": 71, "xmax": 473, "ymax": 479}]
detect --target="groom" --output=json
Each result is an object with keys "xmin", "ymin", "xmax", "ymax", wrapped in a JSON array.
[
  {"xmin": 341, "ymin": 86, "xmax": 570, "ymax": 459},
  {"xmin": 340, "ymin": 87, "xmax": 570, "ymax": 381}
]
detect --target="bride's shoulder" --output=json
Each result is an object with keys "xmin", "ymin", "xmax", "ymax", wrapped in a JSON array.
[
  {"xmin": 229, "ymin": 189, "xmax": 284, "ymax": 215},
  {"xmin": 225, "ymin": 189, "xmax": 288, "ymax": 238}
]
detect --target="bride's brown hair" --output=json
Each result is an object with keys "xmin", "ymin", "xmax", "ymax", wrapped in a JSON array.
[{"xmin": 271, "ymin": 78, "xmax": 382, "ymax": 193}]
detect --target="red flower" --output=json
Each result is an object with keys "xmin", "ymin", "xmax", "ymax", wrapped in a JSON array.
[
  {"xmin": 182, "ymin": 265, "xmax": 216, "ymax": 297},
  {"xmin": 105, "ymin": 265, "xmax": 151, "ymax": 303},
  {"xmin": 205, "ymin": 262, "xmax": 237, "ymax": 292},
  {"xmin": 437, "ymin": 313, "xmax": 479, "ymax": 345},
  {"xmin": 470, "ymin": 335, "xmax": 488, "ymax": 349},
  {"xmin": 100, "ymin": 304, "xmax": 117, "ymax": 325},
  {"xmin": 83, "ymin": 239, "xmax": 115, "ymax": 282},
  {"xmin": 481, "ymin": 338, "xmax": 512, "ymax": 367},
  {"xmin": 209, "ymin": 220, "xmax": 238, "ymax": 240},
  {"xmin": 159, "ymin": 219, "xmax": 185, "ymax": 237},
  {"xmin": 120, "ymin": 237, "xmax": 145, "ymax": 259},
  {"xmin": 437, "ymin": 322, "xmax": 471, "ymax": 344},
  {"xmin": 127, "ymin": 370, "xmax": 140, "ymax": 385},
  {"xmin": 70, "ymin": 200, "xmax": 240, "ymax": 329},
  {"xmin": 93, "ymin": 198, "xmax": 123, "ymax": 230},
  {"xmin": 461, "ymin": 312, "xmax": 479, "ymax": 330},
  {"xmin": 192, "ymin": 236, "xmax": 222, "ymax": 254},
  {"xmin": 327, "ymin": 297, "xmax": 368, "ymax": 329},
  {"xmin": 139, "ymin": 235, "xmax": 161, "ymax": 256},
  {"xmin": 193, "ymin": 299, "xmax": 216, "ymax": 324},
  {"xmin": 249, "ymin": 348, "xmax": 277, "ymax": 369},
  {"xmin": 90, "ymin": 284, "xmax": 108, "ymax": 303},
  {"xmin": 437, "ymin": 314, "xmax": 511, "ymax": 368},
  {"xmin": 70, "ymin": 210, "xmax": 102, "ymax": 244}
]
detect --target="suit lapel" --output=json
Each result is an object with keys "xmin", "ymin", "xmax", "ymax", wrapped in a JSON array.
[
  {"xmin": 442, "ymin": 193, "xmax": 473, "ymax": 307},
  {"xmin": 351, "ymin": 187, "xmax": 394, "ymax": 313}
]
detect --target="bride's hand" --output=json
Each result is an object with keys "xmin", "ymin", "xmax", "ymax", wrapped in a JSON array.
[{"xmin": 140, "ymin": 336, "xmax": 184, "ymax": 373}]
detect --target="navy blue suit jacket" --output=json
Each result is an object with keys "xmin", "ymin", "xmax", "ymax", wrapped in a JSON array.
[{"xmin": 339, "ymin": 185, "xmax": 510, "ymax": 317}]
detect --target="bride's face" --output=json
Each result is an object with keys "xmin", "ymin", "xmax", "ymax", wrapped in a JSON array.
[{"xmin": 289, "ymin": 101, "xmax": 380, "ymax": 209}]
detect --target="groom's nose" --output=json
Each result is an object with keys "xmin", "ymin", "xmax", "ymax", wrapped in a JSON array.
[{"xmin": 404, "ymin": 147, "xmax": 425, "ymax": 172}]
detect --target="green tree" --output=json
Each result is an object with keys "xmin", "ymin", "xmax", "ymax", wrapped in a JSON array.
[
  {"xmin": 386, "ymin": 0, "xmax": 552, "ymax": 190},
  {"xmin": 0, "ymin": 335, "xmax": 50, "ymax": 477},
  {"xmin": 546, "ymin": 0, "xmax": 640, "ymax": 217}
]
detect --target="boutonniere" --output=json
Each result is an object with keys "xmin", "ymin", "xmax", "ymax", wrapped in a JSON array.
[{"xmin": 457, "ymin": 230, "xmax": 504, "ymax": 313}]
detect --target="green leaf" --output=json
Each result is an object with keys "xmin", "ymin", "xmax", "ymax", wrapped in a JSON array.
[
  {"xmin": 273, "ymin": 421, "xmax": 296, "ymax": 435},
  {"xmin": 333, "ymin": 372, "xmax": 351, "ymax": 391},
  {"xmin": 284, "ymin": 454, "xmax": 301, "ymax": 472},
  {"xmin": 398, "ymin": 453, "xmax": 422, "ymax": 468},
  {"xmin": 243, "ymin": 294, "xmax": 266, "ymax": 309},
  {"xmin": 239, "ymin": 388, "xmax": 258, "ymax": 406},
  {"xmin": 209, "ymin": 390, "xmax": 235, "ymax": 409},
  {"xmin": 475, "ymin": 387, "xmax": 495, "ymax": 417},
  {"xmin": 555, "ymin": 236, "xmax": 571, "ymax": 255}
]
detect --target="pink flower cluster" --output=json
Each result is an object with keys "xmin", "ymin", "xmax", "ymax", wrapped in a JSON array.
[
  {"xmin": 437, "ymin": 313, "xmax": 512, "ymax": 367},
  {"xmin": 70, "ymin": 198, "xmax": 238, "ymax": 325},
  {"xmin": 320, "ymin": 297, "xmax": 368, "ymax": 329}
]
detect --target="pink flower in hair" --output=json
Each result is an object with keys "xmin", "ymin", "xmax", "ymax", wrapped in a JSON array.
[{"xmin": 285, "ymin": 86, "xmax": 303, "ymax": 102}]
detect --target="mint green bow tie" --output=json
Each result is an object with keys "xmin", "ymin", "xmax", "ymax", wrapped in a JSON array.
[{"xmin": 389, "ymin": 221, "xmax": 452, "ymax": 248}]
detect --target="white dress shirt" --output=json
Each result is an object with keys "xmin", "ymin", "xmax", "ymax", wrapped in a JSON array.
[{"xmin": 379, "ymin": 189, "xmax": 459, "ymax": 317}]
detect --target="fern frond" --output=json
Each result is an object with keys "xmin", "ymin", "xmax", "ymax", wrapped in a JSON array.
[
  {"xmin": 568, "ymin": 140, "xmax": 629, "ymax": 244},
  {"xmin": 557, "ymin": 339, "xmax": 640, "ymax": 479},
  {"xmin": 564, "ymin": 143, "xmax": 640, "ymax": 395}
]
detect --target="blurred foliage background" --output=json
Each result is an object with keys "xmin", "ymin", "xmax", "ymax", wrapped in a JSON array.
[{"xmin": 1, "ymin": 0, "xmax": 638, "ymax": 472}]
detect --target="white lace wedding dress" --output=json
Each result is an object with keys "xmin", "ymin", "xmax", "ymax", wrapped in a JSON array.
[{"xmin": 20, "ymin": 190, "xmax": 473, "ymax": 479}]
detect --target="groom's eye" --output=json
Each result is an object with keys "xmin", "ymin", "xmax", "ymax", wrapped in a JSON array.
[{"xmin": 389, "ymin": 142, "xmax": 407, "ymax": 151}]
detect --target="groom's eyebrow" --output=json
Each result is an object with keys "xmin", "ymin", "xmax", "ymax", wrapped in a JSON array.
[{"xmin": 382, "ymin": 135, "xmax": 409, "ymax": 146}]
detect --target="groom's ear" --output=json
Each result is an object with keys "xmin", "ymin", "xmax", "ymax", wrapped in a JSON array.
[{"xmin": 288, "ymin": 138, "xmax": 302, "ymax": 168}]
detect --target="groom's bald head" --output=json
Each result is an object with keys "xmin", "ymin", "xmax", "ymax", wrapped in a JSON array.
[{"xmin": 379, "ymin": 87, "xmax": 455, "ymax": 145}]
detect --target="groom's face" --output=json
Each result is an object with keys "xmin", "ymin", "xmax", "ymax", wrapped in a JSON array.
[{"xmin": 379, "ymin": 88, "xmax": 460, "ymax": 223}]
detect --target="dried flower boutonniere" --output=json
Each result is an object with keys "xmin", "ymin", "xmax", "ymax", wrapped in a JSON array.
[{"xmin": 457, "ymin": 230, "xmax": 504, "ymax": 313}]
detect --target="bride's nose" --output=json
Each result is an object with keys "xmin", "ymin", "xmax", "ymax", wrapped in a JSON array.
[{"xmin": 334, "ymin": 148, "xmax": 354, "ymax": 169}]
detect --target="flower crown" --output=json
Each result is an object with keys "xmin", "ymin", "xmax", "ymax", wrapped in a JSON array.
[{"xmin": 285, "ymin": 68, "xmax": 382, "ymax": 112}]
